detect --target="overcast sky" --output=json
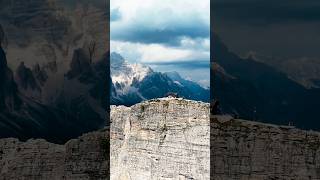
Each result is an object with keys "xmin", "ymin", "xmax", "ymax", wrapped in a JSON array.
[
  {"xmin": 110, "ymin": 0, "xmax": 210, "ymax": 87},
  {"xmin": 212, "ymin": 0, "xmax": 320, "ymax": 60}
]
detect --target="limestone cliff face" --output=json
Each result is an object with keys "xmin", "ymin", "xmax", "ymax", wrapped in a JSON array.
[
  {"xmin": 0, "ymin": 129, "xmax": 109, "ymax": 180},
  {"xmin": 0, "ymin": 98, "xmax": 209, "ymax": 180},
  {"xmin": 110, "ymin": 97, "xmax": 210, "ymax": 180},
  {"xmin": 211, "ymin": 115, "xmax": 320, "ymax": 180},
  {"xmin": 2, "ymin": 99, "xmax": 320, "ymax": 180}
]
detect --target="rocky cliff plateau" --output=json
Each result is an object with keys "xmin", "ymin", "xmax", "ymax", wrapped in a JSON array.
[
  {"xmin": 1, "ymin": 98, "xmax": 320, "ymax": 180},
  {"xmin": 110, "ymin": 97, "xmax": 210, "ymax": 180}
]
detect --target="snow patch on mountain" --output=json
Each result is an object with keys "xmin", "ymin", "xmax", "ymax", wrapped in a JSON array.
[
  {"xmin": 111, "ymin": 52, "xmax": 210, "ymax": 105},
  {"xmin": 111, "ymin": 52, "xmax": 152, "ymax": 94}
]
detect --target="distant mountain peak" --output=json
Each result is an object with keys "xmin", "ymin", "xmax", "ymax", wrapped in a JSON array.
[
  {"xmin": 165, "ymin": 71, "xmax": 183, "ymax": 81},
  {"xmin": 111, "ymin": 52, "xmax": 209, "ymax": 106},
  {"xmin": 110, "ymin": 52, "xmax": 125, "ymax": 66},
  {"xmin": 0, "ymin": 47, "xmax": 21, "ymax": 110},
  {"xmin": 15, "ymin": 61, "xmax": 41, "ymax": 91},
  {"xmin": 110, "ymin": 52, "xmax": 152, "ymax": 94}
]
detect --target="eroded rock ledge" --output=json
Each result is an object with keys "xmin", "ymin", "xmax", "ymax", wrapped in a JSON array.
[
  {"xmin": 1, "ymin": 98, "xmax": 320, "ymax": 180},
  {"xmin": 110, "ymin": 97, "xmax": 210, "ymax": 180},
  {"xmin": 211, "ymin": 115, "xmax": 320, "ymax": 180},
  {"xmin": 0, "ymin": 129, "xmax": 109, "ymax": 180}
]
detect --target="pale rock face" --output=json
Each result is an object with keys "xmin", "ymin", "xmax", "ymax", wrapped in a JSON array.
[
  {"xmin": 110, "ymin": 97, "xmax": 211, "ymax": 180},
  {"xmin": 2, "ymin": 99, "xmax": 320, "ymax": 180}
]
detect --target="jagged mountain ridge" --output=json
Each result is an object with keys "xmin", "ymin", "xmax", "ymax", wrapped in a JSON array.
[
  {"xmin": 0, "ymin": 46, "xmax": 71, "ymax": 143},
  {"xmin": 212, "ymin": 33, "xmax": 320, "ymax": 130},
  {"xmin": 165, "ymin": 71, "xmax": 210, "ymax": 100},
  {"xmin": 247, "ymin": 52, "xmax": 320, "ymax": 89},
  {"xmin": 0, "ymin": 45, "xmax": 108, "ymax": 144},
  {"xmin": 0, "ymin": 46, "xmax": 21, "ymax": 111},
  {"xmin": 0, "ymin": 0, "xmax": 109, "ymax": 143},
  {"xmin": 110, "ymin": 52, "xmax": 152, "ymax": 96},
  {"xmin": 110, "ymin": 52, "xmax": 209, "ymax": 106}
]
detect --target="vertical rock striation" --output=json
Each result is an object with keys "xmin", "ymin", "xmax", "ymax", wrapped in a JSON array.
[
  {"xmin": 0, "ymin": 129, "xmax": 109, "ymax": 180},
  {"xmin": 110, "ymin": 97, "xmax": 211, "ymax": 180},
  {"xmin": 0, "ymin": 0, "xmax": 109, "ymax": 143},
  {"xmin": 211, "ymin": 115, "xmax": 320, "ymax": 180},
  {"xmin": 1, "ymin": 99, "xmax": 320, "ymax": 179}
]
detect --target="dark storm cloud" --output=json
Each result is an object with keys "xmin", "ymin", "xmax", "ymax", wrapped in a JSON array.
[
  {"xmin": 111, "ymin": 14, "xmax": 209, "ymax": 46},
  {"xmin": 213, "ymin": 0, "xmax": 320, "ymax": 25},
  {"xmin": 212, "ymin": 0, "xmax": 320, "ymax": 59},
  {"xmin": 111, "ymin": 21, "xmax": 209, "ymax": 46},
  {"xmin": 146, "ymin": 60, "xmax": 209, "ymax": 69}
]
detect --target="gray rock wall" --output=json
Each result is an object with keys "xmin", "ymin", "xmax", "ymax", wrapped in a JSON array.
[
  {"xmin": 211, "ymin": 115, "xmax": 320, "ymax": 180},
  {"xmin": 110, "ymin": 98, "xmax": 210, "ymax": 180},
  {"xmin": 0, "ymin": 130, "xmax": 109, "ymax": 180},
  {"xmin": 1, "ymin": 99, "xmax": 320, "ymax": 180}
]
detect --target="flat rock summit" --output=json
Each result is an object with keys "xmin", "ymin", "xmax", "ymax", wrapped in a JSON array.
[{"xmin": 1, "ymin": 98, "xmax": 320, "ymax": 179}]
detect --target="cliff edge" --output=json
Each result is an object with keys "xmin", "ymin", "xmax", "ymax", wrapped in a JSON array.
[
  {"xmin": 0, "ymin": 129, "xmax": 109, "ymax": 180},
  {"xmin": 110, "ymin": 97, "xmax": 210, "ymax": 180},
  {"xmin": 211, "ymin": 115, "xmax": 320, "ymax": 180},
  {"xmin": 1, "ymin": 98, "xmax": 320, "ymax": 180}
]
